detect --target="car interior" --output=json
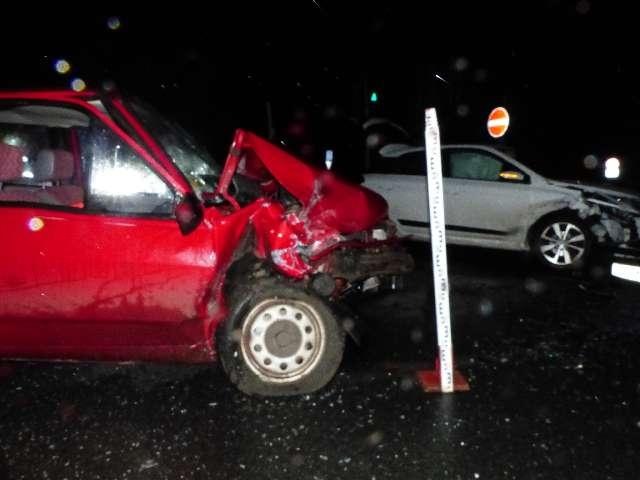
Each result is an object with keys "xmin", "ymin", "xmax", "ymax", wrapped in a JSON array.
[{"xmin": 0, "ymin": 105, "xmax": 88, "ymax": 209}]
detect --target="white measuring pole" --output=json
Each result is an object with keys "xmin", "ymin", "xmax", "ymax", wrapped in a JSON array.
[{"xmin": 424, "ymin": 108, "xmax": 454, "ymax": 393}]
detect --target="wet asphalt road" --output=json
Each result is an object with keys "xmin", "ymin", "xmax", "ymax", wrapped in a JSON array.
[{"xmin": 1, "ymin": 245, "xmax": 640, "ymax": 480}]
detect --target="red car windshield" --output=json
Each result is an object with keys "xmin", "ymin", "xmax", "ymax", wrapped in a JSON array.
[{"xmin": 124, "ymin": 99, "xmax": 220, "ymax": 196}]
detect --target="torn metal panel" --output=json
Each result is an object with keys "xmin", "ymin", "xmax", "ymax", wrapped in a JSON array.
[
  {"xmin": 599, "ymin": 216, "xmax": 626, "ymax": 243},
  {"xmin": 569, "ymin": 198, "xmax": 601, "ymax": 219},
  {"xmin": 217, "ymin": 129, "xmax": 389, "ymax": 234},
  {"xmin": 208, "ymin": 129, "xmax": 413, "ymax": 282}
]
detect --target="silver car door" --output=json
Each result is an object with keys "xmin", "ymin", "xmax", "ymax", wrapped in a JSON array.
[
  {"xmin": 443, "ymin": 148, "xmax": 532, "ymax": 247},
  {"xmin": 364, "ymin": 150, "xmax": 457, "ymax": 240}
]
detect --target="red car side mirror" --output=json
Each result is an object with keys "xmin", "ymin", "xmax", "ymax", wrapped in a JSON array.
[{"xmin": 175, "ymin": 194, "xmax": 203, "ymax": 235}]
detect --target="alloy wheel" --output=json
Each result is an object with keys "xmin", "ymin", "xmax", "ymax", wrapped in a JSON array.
[{"xmin": 539, "ymin": 221, "xmax": 587, "ymax": 266}]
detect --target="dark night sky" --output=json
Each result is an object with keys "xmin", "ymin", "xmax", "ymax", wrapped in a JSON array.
[{"xmin": 2, "ymin": 1, "xmax": 640, "ymax": 186}]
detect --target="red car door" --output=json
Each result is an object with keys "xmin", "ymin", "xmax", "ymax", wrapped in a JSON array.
[
  {"xmin": 0, "ymin": 207, "xmax": 216, "ymax": 361},
  {"xmin": 0, "ymin": 103, "xmax": 216, "ymax": 362}
]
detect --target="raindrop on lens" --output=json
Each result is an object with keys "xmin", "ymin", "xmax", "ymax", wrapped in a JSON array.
[
  {"xmin": 590, "ymin": 265, "xmax": 606, "ymax": 280},
  {"xmin": 323, "ymin": 105, "xmax": 338, "ymax": 119},
  {"xmin": 366, "ymin": 133, "xmax": 382, "ymax": 149},
  {"xmin": 366, "ymin": 431, "xmax": 384, "ymax": 446},
  {"xmin": 342, "ymin": 318, "xmax": 355, "ymax": 332},
  {"xmin": 474, "ymin": 69, "xmax": 488, "ymax": 83},
  {"xmin": 576, "ymin": 0, "xmax": 591, "ymax": 15},
  {"xmin": 453, "ymin": 57, "xmax": 469, "ymax": 72},
  {"xmin": 524, "ymin": 277, "xmax": 546, "ymax": 295},
  {"xmin": 457, "ymin": 104, "xmax": 470, "ymax": 117},
  {"xmin": 583, "ymin": 154, "xmax": 598, "ymax": 170},
  {"xmin": 479, "ymin": 299, "xmax": 493, "ymax": 317},
  {"xmin": 107, "ymin": 16, "xmax": 121, "ymax": 30},
  {"xmin": 400, "ymin": 376, "xmax": 414, "ymax": 391},
  {"xmin": 410, "ymin": 328, "xmax": 423, "ymax": 343}
]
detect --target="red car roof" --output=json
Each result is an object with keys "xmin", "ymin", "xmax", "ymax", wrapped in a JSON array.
[{"xmin": 0, "ymin": 90, "xmax": 99, "ymax": 101}]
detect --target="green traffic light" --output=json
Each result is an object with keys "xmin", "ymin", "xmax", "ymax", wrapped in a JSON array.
[{"xmin": 370, "ymin": 91, "xmax": 378, "ymax": 103}]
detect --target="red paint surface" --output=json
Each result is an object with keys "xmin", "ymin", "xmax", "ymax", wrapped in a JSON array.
[{"xmin": 0, "ymin": 91, "xmax": 393, "ymax": 364}]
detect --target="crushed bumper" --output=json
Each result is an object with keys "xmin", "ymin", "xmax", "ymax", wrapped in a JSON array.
[{"xmin": 314, "ymin": 245, "xmax": 414, "ymax": 283}]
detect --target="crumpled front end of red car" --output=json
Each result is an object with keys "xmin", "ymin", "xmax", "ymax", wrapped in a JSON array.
[{"xmin": 213, "ymin": 130, "xmax": 414, "ymax": 294}]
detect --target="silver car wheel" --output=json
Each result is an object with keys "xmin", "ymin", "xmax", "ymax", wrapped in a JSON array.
[
  {"xmin": 539, "ymin": 222, "xmax": 586, "ymax": 266},
  {"xmin": 240, "ymin": 299, "xmax": 326, "ymax": 384}
]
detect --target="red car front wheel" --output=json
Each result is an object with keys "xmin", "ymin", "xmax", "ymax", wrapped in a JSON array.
[{"xmin": 218, "ymin": 281, "xmax": 345, "ymax": 396}]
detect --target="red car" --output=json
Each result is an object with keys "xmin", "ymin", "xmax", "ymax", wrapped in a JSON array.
[{"xmin": 0, "ymin": 90, "xmax": 412, "ymax": 396}]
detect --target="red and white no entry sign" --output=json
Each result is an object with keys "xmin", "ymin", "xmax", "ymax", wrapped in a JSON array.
[{"xmin": 487, "ymin": 107, "xmax": 510, "ymax": 138}]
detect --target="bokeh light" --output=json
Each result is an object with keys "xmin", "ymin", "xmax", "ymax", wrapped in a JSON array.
[
  {"xmin": 604, "ymin": 157, "xmax": 621, "ymax": 179},
  {"xmin": 456, "ymin": 104, "xmax": 470, "ymax": 117},
  {"xmin": 366, "ymin": 133, "xmax": 382, "ymax": 149},
  {"xmin": 576, "ymin": 0, "xmax": 591, "ymax": 15},
  {"xmin": 583, "ymin": 154, "xmax": 598, "ymax": 170},
  {"xmin": 54, "ymin": 59, "xmax": 71, "ymax": 74},
  {"xmin": 71, "ymin": 78, "xmax": 87, "ymax": 92},
  {"xmin": 107, "ymin": 16, "xmax": 121, "ymax": 30},
  {"xmin": 474, "ymin": 69, "xmax": 488, "ymax": 83},
  {"xmin": 27, "ymin": 217, "xmax": 44, "ymax": 232},
  {"xmin": 453, "ymin": 57, "xmax": 469, "ymax": 72}
]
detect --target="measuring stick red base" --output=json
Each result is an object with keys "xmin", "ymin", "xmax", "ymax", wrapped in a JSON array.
[{"xmin": 416, "ymin": 357, "xmax": 470, "ymax": 393}]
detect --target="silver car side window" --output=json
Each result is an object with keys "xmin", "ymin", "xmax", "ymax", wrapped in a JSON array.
[{"xmin": 448, "ymin": 151, "xmax": 503, "ymax": 181}]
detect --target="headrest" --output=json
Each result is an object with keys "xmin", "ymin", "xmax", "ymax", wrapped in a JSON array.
[
  {"xmin": 34, "ymin": 149, "xmax": 74, "ymax": 181},
  {"xmin": 0, "ymin": 143, "xmax": 25, "ymax": 182}
]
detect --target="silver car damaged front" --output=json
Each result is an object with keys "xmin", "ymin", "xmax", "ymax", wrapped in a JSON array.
[{"xmin": 547, "ymin": 180, "xmax": 640, "ymax": 248}]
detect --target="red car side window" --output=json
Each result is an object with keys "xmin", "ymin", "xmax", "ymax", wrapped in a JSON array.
[{"xmin": 77, "ymin": 120, "xmax": 175, "ymax": 216}]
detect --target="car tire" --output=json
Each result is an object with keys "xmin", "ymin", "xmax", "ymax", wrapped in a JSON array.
[
  {"xmin": 531, "ymin": 213, "xmax": 592, "ymax": 270},
  {"xmin": 217, "ymin": 281, "xmax": 345, "ymax": 396}
]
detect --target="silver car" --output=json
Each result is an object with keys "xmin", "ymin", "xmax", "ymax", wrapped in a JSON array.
[{"xmin": 364, "ymin": 144, "xmax": 640, "ymax": 270}]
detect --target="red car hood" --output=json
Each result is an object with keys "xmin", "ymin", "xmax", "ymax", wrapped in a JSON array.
[{"xmin": 218, "ymin": 129, "xmax": 388, "ymax": 234}]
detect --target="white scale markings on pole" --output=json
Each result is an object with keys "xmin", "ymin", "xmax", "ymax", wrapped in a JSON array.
[{"xmin": 424, "ymin": 108, "xmax": 454, "ymax": 393}]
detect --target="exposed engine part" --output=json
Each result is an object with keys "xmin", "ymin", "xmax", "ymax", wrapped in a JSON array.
[
  {"xmin": 316, "ymin": 247, "xmax": 414, "ymax": 283},
  {"xmin": 309, "ymin": 273, "xmax": 337, "ymax": 297}
]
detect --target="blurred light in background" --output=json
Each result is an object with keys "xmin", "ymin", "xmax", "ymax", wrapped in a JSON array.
[
  {"xmin": 604, "ymin": 157, "xmax": 620, "ymax": 179},
  {"xmin": 71, "ymin": 78, "xmax": 87, "ymax": 92},
  {"xmin": 324, "ymin": 149, "xmax": 334, "ymax": 170},
  {"xmin": 107, "ymin": 17, "xmax": 121, "ymax": 30},
  {"xmin": 54, "ymin": 59, "xmax": 71, "ymax": 74},
  {"xmin": 583, "ymin": 154, "xmax": 598, "ymax": 170}
]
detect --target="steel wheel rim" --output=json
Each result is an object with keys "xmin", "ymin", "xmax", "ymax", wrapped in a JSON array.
[
  {"xmin": 539, "ymin": 222, "xmax": 586, "ymax": 266},
  {"xmin": 240, "ymin": 299, "xmax": 326, "ymax": 383}
]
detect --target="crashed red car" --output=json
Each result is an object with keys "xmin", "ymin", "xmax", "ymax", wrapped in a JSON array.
[{"xmin": 0, "ymin": 90, "xmax": 412, "ymax": 396}]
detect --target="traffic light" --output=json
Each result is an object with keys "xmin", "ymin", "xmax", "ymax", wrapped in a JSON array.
[{"xmin": 370, "ymin": 91, "xmax": 378, "ymax": 103}]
